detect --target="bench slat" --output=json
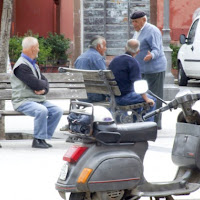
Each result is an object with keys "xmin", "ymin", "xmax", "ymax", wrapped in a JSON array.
[
  {"xmin": 47, "ymin": 89, "xmax": 87, "ymax": 99},
  {"xmin": 0, "ymin": 83, "xmax": 86, "ymax": 89},
  {"xmin": 85, "ymin": 85, "xmax": 121, "ymax": 96},
  {"xmin": 0, "ymin": 110, "xmax": 69, "ymax": 116},
  {"xmin": 0, "ymin": 88, "xmax": 87, "ymax": 100},
  {"xmin": 0, "ymin": 73, "xmax": 11, "ymax": 83},
  {"xmin": 44, "ymin": 73, "xmax": 84, "ymax": 82},
  {"xmin": 60, "ymin": 68, "xmax": 115, "ymax": 80},
  {"xmin": 0, "ymin": 73, "xmax": 84, "ymax": 83},
  {"xmin": 84, "ymin": 80, "xmax": 118, "ymax": 86},
  {"xmin": 49, "ymin": 83, "xmax": 85, "ymax": 88}
]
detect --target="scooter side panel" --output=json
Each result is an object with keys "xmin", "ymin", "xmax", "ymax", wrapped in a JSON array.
[{"xmin": 88, "ymin": 156, "xmax": 143, "ymax": 192}]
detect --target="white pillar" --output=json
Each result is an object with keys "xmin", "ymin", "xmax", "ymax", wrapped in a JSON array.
[
  {"xmin": 162, "ymin": 0, "xmax": 179, "ymax": 101},
  {"xmin": 162, "ymin": 0, "xmax": 173, "ymax": 83}
]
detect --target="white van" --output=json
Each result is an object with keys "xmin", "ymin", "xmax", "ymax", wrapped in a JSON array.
[{"xmin": 177, "ymin": 15, "xmax": 200, "ymax": 86}]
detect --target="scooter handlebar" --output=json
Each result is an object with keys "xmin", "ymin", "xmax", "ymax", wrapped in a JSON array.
[
  {"xmin": 143, "ymin": 93, "xmax": 200, "ymax": 121},
  {"xmin": 143, "ymin": 109, "xmax": 160, "ymax": 121},
  {"xmin": 143, "ymin": 104, "xmax": 171, "ymax": 121}
]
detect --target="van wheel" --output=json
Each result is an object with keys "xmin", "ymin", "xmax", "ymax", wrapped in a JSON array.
[{"xmin": 178, "ymin": 63, "xmax": 188, "ymax": 86}]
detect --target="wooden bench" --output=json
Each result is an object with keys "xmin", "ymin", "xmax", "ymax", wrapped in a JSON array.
[
  {"xmin": 0, "ymin": 72, "xmax": 87, "ymax": 139},
  {"xmin": 59, "ymin": 67, "xmax": 151, "ymax": 124}
]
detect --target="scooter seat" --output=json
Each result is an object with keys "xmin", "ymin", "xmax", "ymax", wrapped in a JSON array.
[{"xmin": 117, "ymin": 122, "xmax": 157, "ymax": 143}]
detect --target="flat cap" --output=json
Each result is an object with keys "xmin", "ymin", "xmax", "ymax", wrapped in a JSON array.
[{"xmin": 130, "ymin": 11, "xmax": 146, "ymax": 19}]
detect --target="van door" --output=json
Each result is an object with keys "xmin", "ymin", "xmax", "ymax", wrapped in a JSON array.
[{"xmin": 184, "ymin": 18, "xmax": 200, "ymax": 78}]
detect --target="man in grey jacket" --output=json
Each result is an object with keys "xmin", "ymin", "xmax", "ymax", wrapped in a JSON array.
[
  {"xmin": 131, "ymin": 11, "xmax": 167, "ymax": 129},
  {"xmin": 11, "ymin": 37, "xmax": 63, "ymax": 148}
]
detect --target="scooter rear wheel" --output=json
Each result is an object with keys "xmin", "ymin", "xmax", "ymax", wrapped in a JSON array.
[
  {"xmin": 166, "ymin": 196, "xmax": 174, "ymax": 200},
  {"xmin": 150, "ymin": 196, "xmax": 174, "ymax": 200},
  {"xmin": 69, "ymin": 193, "xmax": 86, "ymax": 200},
  {"xmin": 58, "ymin": 191, "xmax": 66, "ymax": 199}
]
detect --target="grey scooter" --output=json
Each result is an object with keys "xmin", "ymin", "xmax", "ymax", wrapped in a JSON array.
[{"xmin": 56, "ymin": 92, "xmax": 200, "ymax": 200}]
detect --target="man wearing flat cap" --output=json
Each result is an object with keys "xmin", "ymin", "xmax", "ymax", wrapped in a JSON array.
[{"xmin": 130, "ymin": 11, "xmax": 167, "ymax": 130}]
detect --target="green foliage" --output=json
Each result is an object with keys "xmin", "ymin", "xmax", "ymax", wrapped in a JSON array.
[
  {"xmin": 9, "ymin": 36, "xmax": 23, "ymax": 62},
  {"xmin": 9, "ymin": 31, "xmax": 71, "ymax": 66},
  {"xmin": 170, "ymin": 44, "xmax": 180, "ymax": 70},
  {"xmin": 45, "ymin": 32, "xmax": 71, "ymax": 64},
  {"xmin": 38, "ymin": 37, "xmax": 52, "ymax": 65}
]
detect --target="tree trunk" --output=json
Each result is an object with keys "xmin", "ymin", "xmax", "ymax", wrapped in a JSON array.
[
  {"xmin": 0, "ymin": 0, "xmax": 13, "ymax": 139},
  {"xmin": 0, "ymin": 0, "xmax": 13, "ymax": 73}
]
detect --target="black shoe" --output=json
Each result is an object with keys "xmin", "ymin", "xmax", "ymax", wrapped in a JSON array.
[
  {"xmin": 41, "ymin": 139, "xmax": 52, "ymax": 148},
  {"xmin": 32, "ymin": 138, "xmax": 49, "ymax": 148},
  {"xmin": 0, "ymin": 144, "xmax": 2, "ymax": 148},
  {"xmin": 157, "ymin": 126, "xmax": 162, "ymax": 130}
]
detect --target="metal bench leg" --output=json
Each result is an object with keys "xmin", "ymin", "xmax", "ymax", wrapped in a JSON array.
[
  {"xmin": 115, "ymin": 110, "xmax": 134, "ymax": 124},
  {"xmin": 0, "ymin": 100, "xmax": 5, "ymax": 139}
]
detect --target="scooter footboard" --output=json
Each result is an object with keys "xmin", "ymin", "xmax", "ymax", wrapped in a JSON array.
[{"xmin": 172, "ymin": 123, "xmax": 200, "ymax": 169}]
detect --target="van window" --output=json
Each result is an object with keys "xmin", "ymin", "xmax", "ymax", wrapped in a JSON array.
[{"xmin": 187, "ymin": 19, "xmax": 199, "ymax": 44}]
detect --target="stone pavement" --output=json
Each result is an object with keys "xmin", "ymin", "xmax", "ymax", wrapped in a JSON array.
[
  {"xmin": 1, "ymin": 82, "xmax": 200, "ymax": 200},
  {"xmin": 1, "ymin": 107, "xmax": 200, "ymax": 200}
]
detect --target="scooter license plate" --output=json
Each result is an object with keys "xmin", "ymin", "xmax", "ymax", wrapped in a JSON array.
[{"xmin": 59, "ymin": 163, "xmax": 69, "ymax": 181}]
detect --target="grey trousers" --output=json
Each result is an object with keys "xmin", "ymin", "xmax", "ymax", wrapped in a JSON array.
[{"xmin": 142, "ymin": 71, "xmax": 165, "ymax": 128}]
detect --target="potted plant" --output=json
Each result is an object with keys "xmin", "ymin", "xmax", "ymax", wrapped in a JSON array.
[
  {"xmin": 9, "ymin": 31, "xmax": 71, "ymax": 73},
  {"xmin": 170, "ymin": 43, "xmax": 180, "ymax": 79},
  {"xmin": 45, "ymin": 32, "xmax": 71, "ymax": 65}
]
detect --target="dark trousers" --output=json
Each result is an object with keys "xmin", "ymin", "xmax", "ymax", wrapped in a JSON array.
[
  {"xmin": 115, "ymin": 92, "xmax": 156, "ymax": 122},
  {"xmin": 142, "ymin": 71, "xmax": 165, "ymax": 128}
]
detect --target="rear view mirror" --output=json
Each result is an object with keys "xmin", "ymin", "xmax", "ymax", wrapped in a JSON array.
[
  {"xmin": 134, "ymin": 80, "xmax": 148, "ymax": 94},
  {"xmin": 179, "ymin": 34, "xmax": 186, "ymax": 44}
]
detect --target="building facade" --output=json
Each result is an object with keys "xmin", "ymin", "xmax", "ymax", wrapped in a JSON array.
[{"xmin": 1, "ymin": 0, "xmax": 200, "ymax": 63}]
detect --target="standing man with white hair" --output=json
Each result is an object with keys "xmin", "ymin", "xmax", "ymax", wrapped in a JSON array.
[
  {"xmin": 11, "ymin": 36, "xmax": 63, "ymax": 148},
  {"xmin": 74, "ymin": 35, "xmax": 107, "ymax": 102},
  {"xmin": 109, "ymin": 39, "xmax": 156, "ymax": 122},
  {"xmin": 131, "ymin": 11, "xmax": 167, "ymax": 129}
]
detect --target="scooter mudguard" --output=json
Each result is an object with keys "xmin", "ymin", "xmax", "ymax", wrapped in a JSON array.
[{"xmin": 56, "ymin": 144, "xmax": 145, "ymax": 193}]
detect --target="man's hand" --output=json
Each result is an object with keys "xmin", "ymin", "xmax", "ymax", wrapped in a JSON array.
[
  {"xmin": 144, "ymin": 51, "xmax": 152, "ymax": 62},
  {"xmin": 146, "ymin": 98, "xmax": 155, "ymax": 106},
  {"xmin": 142, "ymin": 93, "xmax": 155, "ymax": 106},
  {"xmin": 34, "ymin": 90, "xmax": 45, "ymax": 95}
]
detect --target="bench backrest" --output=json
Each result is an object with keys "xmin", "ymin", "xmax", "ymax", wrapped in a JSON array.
[
  {"xmin": 59, "ymin": 68, "xmax": 121, "ymax": 96},
  {"xmin": 0, "ymin": 73, "xmax": 87, "ymax": 100}
]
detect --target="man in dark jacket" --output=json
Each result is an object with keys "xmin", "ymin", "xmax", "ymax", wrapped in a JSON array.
[
  {"xmin": 75, "ymin": 35, "xmax": 107, "ymax": 102},
  {"xmin": 109, "ymin": 39, "xmax": 156, "ymax": 122}
]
